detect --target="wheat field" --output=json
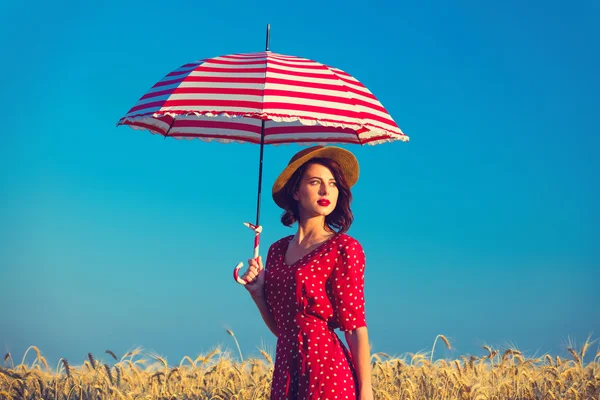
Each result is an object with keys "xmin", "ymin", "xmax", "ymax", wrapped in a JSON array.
[{"xmin": 1, "ymin": 334, "xmax": 599, "ymax": 399}]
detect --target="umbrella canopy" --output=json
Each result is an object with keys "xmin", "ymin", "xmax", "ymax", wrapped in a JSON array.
[
  {"xmin": 117, "ymin": 29, "xmax": 409, "ymax": 284},
  {"xmin": 116, "ymin": 51, "xmax": 409, "ymax": 145}
]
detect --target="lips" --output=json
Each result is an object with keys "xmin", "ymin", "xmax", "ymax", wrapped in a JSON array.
[{"xmin": 317, "ymin": 199, "xmax": 330, "ymax": 206}]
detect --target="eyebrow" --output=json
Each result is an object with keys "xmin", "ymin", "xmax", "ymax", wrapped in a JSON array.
[{"xmin": 308, "ymin": 176, "xmax": 336, "ymax": 181}]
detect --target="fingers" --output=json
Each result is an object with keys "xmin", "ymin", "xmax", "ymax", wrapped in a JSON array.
[{"xmin": 241, "ymin": 257, "xmax": 264, "ymax": 283}]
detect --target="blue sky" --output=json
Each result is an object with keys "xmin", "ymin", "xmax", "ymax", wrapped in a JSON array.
[{"xmin": 1, "ymin": 0, "xmax": 598, "ymax": 367}]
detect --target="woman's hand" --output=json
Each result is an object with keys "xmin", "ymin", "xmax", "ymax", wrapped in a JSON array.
[{"xmin": 241, "ymin": 256, "xmax": 265, "ymax": 298}]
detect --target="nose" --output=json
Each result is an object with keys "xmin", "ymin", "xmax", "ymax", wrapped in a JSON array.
[{"xmin": 319, "ymin": 182, "xmax": 328, "ymax": 195}]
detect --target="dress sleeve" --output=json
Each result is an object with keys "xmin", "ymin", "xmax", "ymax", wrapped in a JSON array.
[{"xmin": 330, "ymin": 238, "xmax": 367, "ymax": 332}]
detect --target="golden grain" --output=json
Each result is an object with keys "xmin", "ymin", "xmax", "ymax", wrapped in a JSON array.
[{"xmin": 0, "ymin": 342, "xmax": 597, "ymax": 399}]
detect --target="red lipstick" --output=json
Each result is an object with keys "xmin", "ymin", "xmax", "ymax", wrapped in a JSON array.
[{"xmin": 317, "ymin": 199, "xmax": 330, "ymax": 206}]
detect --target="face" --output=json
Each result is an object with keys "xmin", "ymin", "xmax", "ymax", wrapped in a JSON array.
[{"xmin": 292, "ymin": 163, "xmax": 339, "ymax": 220}]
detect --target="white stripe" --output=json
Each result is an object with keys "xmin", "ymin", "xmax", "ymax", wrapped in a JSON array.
[
  {"xmin": 262, "ymin": 95, "xmax": 357, "ymax": 112},
  {"xmin": 362, "ymin": 119, "xmax": 402, "ymax": 133},
  {"xmin": 266, "ymin": 70, "xmax": 341, "ymax": 86},
  {"xmin": 126, "ymin": 104, "xmax": 262, "ymax": 117},
  {"xmin": 179, "ymin": 81, "xmax": 265, "ymax": 90},
  {"xmin": 128, "ymin": 92, "xmax": 263, "ymax": 109},
  {"xmin": 158, "ymin": 105, "xmax": 263, "ymax": 113},
  {"xmin": 265, "ymin": 108, "xmax": 360, "ymax": 125},
  {"xmin": 264, "ymin": 132, "xmax": 360, "ymax": 143},
  {"xmin": 338, "ymin": 78, "xmax": 372, "ymax": 94},
  {"xmin": 145, "ymin": 82, "xmax": 184, "ymax": 94},
  {"xmin": 189, "ymin": 71, "xmax": 265, "ymax": 78},
  {"xmin": 263, "ymin": 95, "xmax": 393, "ymax": 121},
  {"xmin": 177, "ymin": 115, "xmax": 263, "ymax": 126},
  {"xmin": 269, "ymin": 53, "xmax": 311, "ymax": 61},
  {"xmin": 267, "ymin": 62, "xmax": 330, "ymax": 75},
  {"xmin": 166, "ymin": 93, "xmax": 263, "ymax": 102},
  {"xmin": 129, "ymin": 118, "xmax": 171, "ymax": 132},
  {"xmin": 353, "ymin": 104, "xmax": 397, "ymax": 121},
  {"xmin": 131, "ymin": 94, "xmax": 171, "ymax": 107},
  {"xmin": 266, "ymin": 82, "xmax": 351, "ymax": 98},
  {"xmin": 220, "ymin": 54, "xmax": 267, "ymax": 60},
  {"xmin": 359, "ymin": 127, "xmax": 405, "ymax": 139},
  {"xmin": 269, "ymin": 56, "xmax": 321, "ymax": 64},
  {"xmin": 173, "ymin": 127, "xmax": 260, "ymax": 138},
  {"xmin": 202, "ymin": 60, "xmax": 266, "ymax": 69},
  {"xmin": 171, "ymin": 62, "xmax": 201, "ymax": 71}
]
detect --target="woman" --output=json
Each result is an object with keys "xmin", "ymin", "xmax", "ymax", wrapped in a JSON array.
[{"xmin": 241, "ymin": 145, "xmax": 373, "ymax": 400}]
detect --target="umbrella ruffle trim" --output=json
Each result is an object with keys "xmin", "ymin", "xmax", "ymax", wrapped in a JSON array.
[{"xmin": 117, "ymin": 110, "xmax": 410, "ymax": 145}]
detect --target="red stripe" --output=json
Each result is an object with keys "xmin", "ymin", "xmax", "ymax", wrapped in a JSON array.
[
  {"xmin": 269, "ymin": 54, "xmax": 305, "ymax": 61},
  {"xmin": 162, "ymin": 99, "xmax": 263, "ymax": 109},
  {"xmin": 342, "ymin": 84, "xmax": 378, "ymax": 100},
  {"xmin": 123, "ymin": 110, "xmax": 268, "ymax": 120},
  {"xmin": 122, "ymin": 120, "xmax": 167, "ymax": 135},
  {"xmin": 268, "ymin": 66, "xmax": 337, "ymax": 80},
  {"xmin": 121, "ymin": 110, "xmax": 398, "ymax": 133},
  {"xmin": 122, "ymin": 119, "xmax": 399, "ymax": 145},
  {"xmin": 265, "ymin": 125, "xmax": 357, "ymax": 136},
  {"xmin": 141, "ymin": 87, "xmax": 264, "ymax": 101},
  {"xmin": 183, "ymin": 62, "xmax": 203, "ymax": 68},
  {"xmin": 172, "ymin": 132, "xmax": 262, "ymax": 144},
  {"xmin": 153, "ymin": 77, "xmax": 186, "ymax": 88},
  {"xmin": 182, "ymin": 76, "xmax": 266, "ymax": 84},
  {"xmin": 329, "ymin": 68, "xmax": 352, "ymax": 78},
  {"xmin": 335, "ymin": 74, "xmax": 367, "ymax": 89},
  {"xmin": 142, "ymin": 100, "xmax": 361, "ymax": 120},
  {"xmin": 220, "ymin": 54, "xmax": 267, "ymax": 60},
  {"xmin": 358, "ymin": 111, "xmax": 398, "ymax": 128},
  {"xmin": 204, "ymin": 58, "xmax": 266, "ymax": 66},
  {"xmin": 363, "ymin": 122, "xmax": 403, "ymax": 134},
  {"xmin": 267, "ymin": 58, "xmax": 326, "ymax": 70},
  {"xmin": 263, "ymin": 89, "xmax": 388, "ymax": 114},
  {"xmin": 264, "ymin": 102, "xmax": 357, "ymax": 118},
  {"xmin": 129, "ymin": 99, "xmax": 264, "ymax": 114},
  {"xmin": 266, "ymin": 136, "xmax": 359, "ymax": 145},
  {"xmin": 194, "ymin": 66, "xmax": 266, "ymax": 74},
  {"xmin": 176, "ymin": 119, "xmax": 262, "ymax": 134},
  {"xmin": 266, "ymin": 77, "xmax": 377, "ymax": 100},
  {"xmin": 166, "ymin": 67, "xmax": 197, "ymax": 77},
  {"xmin": 264, "ymin": 113, "xmax": 361, "ymax": 128},
  {"xmin": 361, "ymin": 134, "xmax": 403, "ymax": 144}
]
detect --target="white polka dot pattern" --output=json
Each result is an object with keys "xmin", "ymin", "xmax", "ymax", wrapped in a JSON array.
[{"xmin": 264, "ymin": 233, "xmax": 367, "ymax": 399}]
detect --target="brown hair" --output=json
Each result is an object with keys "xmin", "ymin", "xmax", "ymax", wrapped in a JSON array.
[{"xmin": 280, "ymin": 157, "xmax": 354, "ymax": 234}]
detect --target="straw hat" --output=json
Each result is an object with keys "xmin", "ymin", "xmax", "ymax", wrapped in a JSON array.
[{"xmin": 272, "ymin": 145, "xmax": 359, "ymax": 209}]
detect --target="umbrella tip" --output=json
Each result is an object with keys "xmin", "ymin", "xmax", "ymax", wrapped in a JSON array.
[{"xmin": 265, "ymin": 24, "xmax": 270, "ymax": 52}]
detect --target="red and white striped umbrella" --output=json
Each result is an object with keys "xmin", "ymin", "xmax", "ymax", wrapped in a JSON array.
[
  {"xmin": 117, "ymin": 28, "xmax": 408, "ymax": 285},
  {"xmin": 117, "ymin": 51, "xmax": 409, "ymax": 145}
]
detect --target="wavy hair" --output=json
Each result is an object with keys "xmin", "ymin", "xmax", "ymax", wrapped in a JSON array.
[{"xmin": 280, "ymin": 157, "xmax": 354, "ymax": 234}]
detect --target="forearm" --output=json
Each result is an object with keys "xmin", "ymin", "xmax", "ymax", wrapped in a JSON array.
[
  {"xmin": 345, "ymin": 327, "xmax": 372, "ymax": 393},
  {"xmin": 251, "ymin": 293, "xmax": 278, "ymax": 337}
]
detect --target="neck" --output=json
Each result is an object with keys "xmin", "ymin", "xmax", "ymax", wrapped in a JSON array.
[{"xmin": 294, "ymin": 216, "xmax": 334, "ymax": 246}]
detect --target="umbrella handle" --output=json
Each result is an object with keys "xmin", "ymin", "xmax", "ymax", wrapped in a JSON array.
[{"xmin": 233, "ymin": 222, "xmax": 263, "ymax": 285}]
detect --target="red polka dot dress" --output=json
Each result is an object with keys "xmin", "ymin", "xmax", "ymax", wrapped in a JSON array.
[{"xmin": 264, "ymin": 233, "xmax": 367, "ymax": 400}]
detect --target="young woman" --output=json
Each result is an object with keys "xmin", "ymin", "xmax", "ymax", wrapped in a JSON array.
[{"xmin": 241, "ymin": 145, "xmax": 373, "ymax": 400}]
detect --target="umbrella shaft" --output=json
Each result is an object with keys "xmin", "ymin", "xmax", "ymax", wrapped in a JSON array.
[{"xmin": 255, "ymin": 119, "xmax": 266, "ymax": 228}]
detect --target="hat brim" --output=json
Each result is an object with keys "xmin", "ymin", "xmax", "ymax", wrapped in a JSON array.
[{"xmin": 272, "ymin": 146, "xmax": 359, "ymax": 210}]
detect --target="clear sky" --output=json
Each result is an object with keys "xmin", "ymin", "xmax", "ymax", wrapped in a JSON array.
[{"xmin": 1, "ymin": 0, "xmax": 598, "ymax": 368}]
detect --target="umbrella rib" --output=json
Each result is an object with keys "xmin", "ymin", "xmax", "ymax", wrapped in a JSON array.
[
  {"xmin": 324, "ymin": 67, "xmax": 364, "ymax": 146},
  {"xmin": 164, "ymin": 116, "xmax": 176, "ymax": 139}
]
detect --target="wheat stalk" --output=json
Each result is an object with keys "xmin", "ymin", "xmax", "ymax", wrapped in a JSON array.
[
  {"xmin": 430, "ymin": 334, "xmax": 451, "ymax": 364},
  {"xmin": 226, "ymin": 329, "xmax": 244, "ymax": 362}
]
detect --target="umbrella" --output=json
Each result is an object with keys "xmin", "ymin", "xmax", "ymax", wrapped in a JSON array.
[{"xmin": 116, "ymin": 25, "xmax": 409, "ymax": 284}]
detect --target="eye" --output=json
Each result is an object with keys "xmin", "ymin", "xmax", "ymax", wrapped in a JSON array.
[{"xmin": 330, "ymin": 181, "xmax": 337, "ymax": 186}]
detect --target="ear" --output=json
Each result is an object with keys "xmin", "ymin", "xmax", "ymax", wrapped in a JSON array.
[{"xmin": 292, "ymin": 190, "xmax": 299, "ymax": 201}]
